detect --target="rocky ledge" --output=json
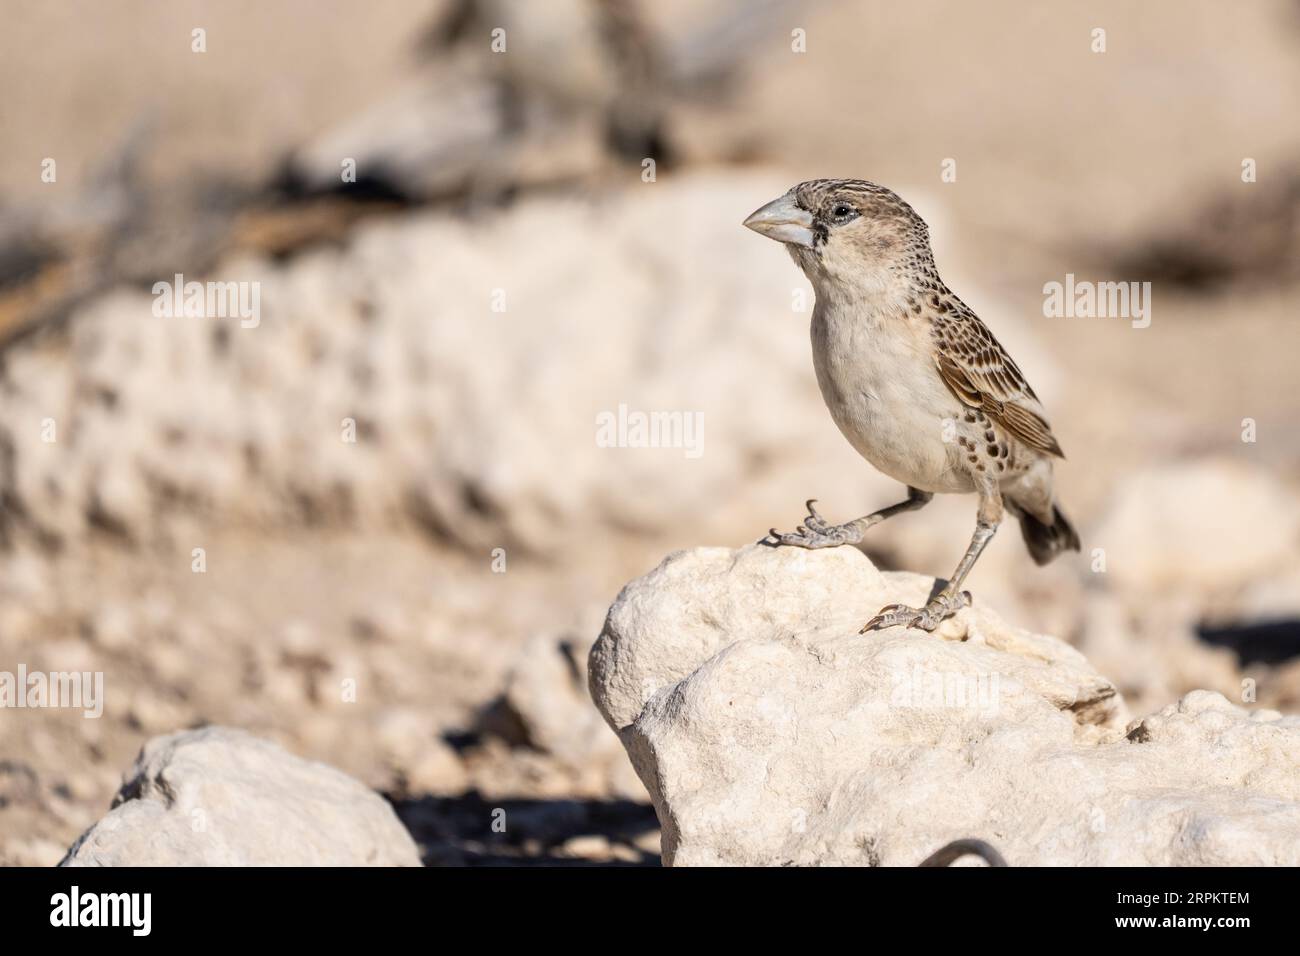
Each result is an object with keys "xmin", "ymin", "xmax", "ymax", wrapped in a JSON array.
[{"xmin": 588, "ymin": 545, "xmax": 1300, "ymax": 866}]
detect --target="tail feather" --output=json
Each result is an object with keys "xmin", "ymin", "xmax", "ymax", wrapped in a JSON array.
[{"xmin": 1015, "ymin": 502, "xmax": 1080, "ymax": 566}]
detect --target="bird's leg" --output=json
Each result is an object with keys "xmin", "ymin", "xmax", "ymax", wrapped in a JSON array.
[
  {"xmin": 861, "ymin": 484, "xmax": 1003, "ymax": 633},
  {"xmin": 766, "ymin": 487, "xmax": 932, "ymax": 549}
]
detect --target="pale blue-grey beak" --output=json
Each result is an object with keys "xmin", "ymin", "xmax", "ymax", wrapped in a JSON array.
[{"xmin": 743, "ymin": 192, "xmax": 815, "ymax": 248}]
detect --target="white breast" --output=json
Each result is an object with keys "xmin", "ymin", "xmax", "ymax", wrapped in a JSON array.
[{"xmin": 810, "ymin": 298, "xmax": 972, "ymax": 494}]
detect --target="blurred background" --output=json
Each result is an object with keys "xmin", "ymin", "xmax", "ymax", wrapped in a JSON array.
[{"xmin": 1, "ymin": 0, "xmax": 1299, "ymax": 865}]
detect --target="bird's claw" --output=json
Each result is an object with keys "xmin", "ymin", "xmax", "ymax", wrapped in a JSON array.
[
  {"xmin": 859, "ymin": 591, "xmax": 971, "ymax": 633},
  {"xmin": 802, "ymin": 499, "xmax": 830, "ymax": 532},
  {"xmin": 764, "ymin": 499, "xmax": 853, "ymax": 549}
]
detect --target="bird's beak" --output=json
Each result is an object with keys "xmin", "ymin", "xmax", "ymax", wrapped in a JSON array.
[{"xmin": 743, "ymin": 192, "xmax": 815, "ymax": 248}]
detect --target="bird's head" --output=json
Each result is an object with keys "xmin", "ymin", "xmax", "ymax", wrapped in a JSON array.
[{"xmin": 743, "ymin": 179, "xmax": 932, "ymax": 293}]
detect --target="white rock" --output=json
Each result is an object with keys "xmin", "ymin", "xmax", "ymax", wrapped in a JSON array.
[
  {"xmin": 61, "ymin": 726, "xmax": 420, "ymax": 866},
  {"xmin": 589, "ymin": 545, "xmax": 1300, "ymax": 866},
  {"xmin": 1092, "ymin": 460, "xmax": 1300, "ymax": 594}
]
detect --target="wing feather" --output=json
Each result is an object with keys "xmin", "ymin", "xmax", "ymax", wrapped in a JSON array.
[{"xmin": 933, "ymin": 307, "xmax": 1064, "ymax": 459}]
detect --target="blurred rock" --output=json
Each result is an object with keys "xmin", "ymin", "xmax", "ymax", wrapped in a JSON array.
[
  {"xmin": 375, "ymin": 708, "xmax": 470, "ymax": 795},
  {"xmin": 477, "ymin": 632, "xmax": 647, "ymax": 799},
  {"xmin": 1092, "ymin": 460, "xmax": 1300, "ymax": 595},
  {"xmin": 590, "ymin": 545, "xmax": 1300, "ymax": 865},
  {"xmin": 401, "ymin": 741, "xmax": 471, "ymax": 797},
  {"xmin": 479, "ymin": 634, "xmax": 606, "ymax": 761},
  {"xmin": 287, "ymin": 0, "xmax": 807, "ymax": 202},
  {"xmin": 3, "ymin": 836, "xmax": 68, "ymax": 867},
  {"xmin": 61, "ymin": 726, "xmax": 420, "ymax": 866},
  {"xmin": 1076, "ymin": 460, "xmax": 1300, "ymax": 714},
  {"xmin": 288, "ymin": 0, "xmax": 660, "ymax": 201},
  {"xmin": 0, "ymin": 760, "xmax": 40, "ymax": 809},
  {"xmin": 1077, "ymin": 592, "xmax": 1243, "ymax": 717}
]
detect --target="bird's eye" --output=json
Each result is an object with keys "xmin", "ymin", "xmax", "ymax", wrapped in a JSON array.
[{"xmin": 830, "ymin": 203, "xmax": 856, "ymax": 222}]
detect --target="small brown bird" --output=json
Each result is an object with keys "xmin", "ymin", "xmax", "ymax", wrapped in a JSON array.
[{"xmin": 744, "ymin": 179, "xmax": 1079, "ymax": 633}]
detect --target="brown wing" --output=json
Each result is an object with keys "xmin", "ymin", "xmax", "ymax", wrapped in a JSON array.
[{"xmin": 933, "ymin": 307, "xmax": 1065, "ymax": 459}]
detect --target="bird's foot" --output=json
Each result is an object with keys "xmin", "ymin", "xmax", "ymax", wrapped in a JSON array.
[
  {"xmin": 763, "ymin": 500, "xmax": 861, "ymax": 549},
  {"xmin": 859, "ymin": 590, "xmax": 971, "ymax": 634}
]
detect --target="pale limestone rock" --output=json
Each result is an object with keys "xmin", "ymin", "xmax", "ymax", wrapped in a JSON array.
[
  {"xmin": 1091, "ymin": 460, "xmax": 1300, "ymax": 595},
  {"xmin": 61, "ymin": 726, "xmax": 420, "ymax": 866},
  {"xmin": 589, "ymin": 545, "xmax": 1300, "ymax": 866}
]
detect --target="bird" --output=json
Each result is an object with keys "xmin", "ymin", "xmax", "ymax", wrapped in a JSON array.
[{"xmin": 743, "ymin": 179, "xmax": 1080, "ymax": 633}]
